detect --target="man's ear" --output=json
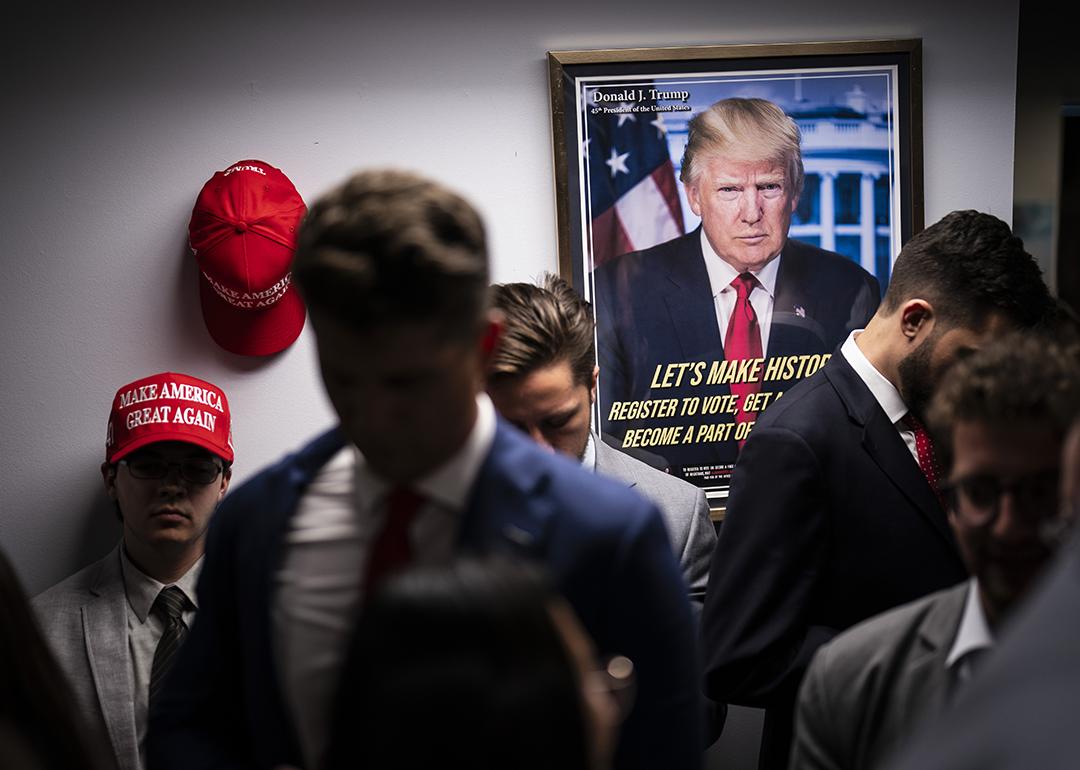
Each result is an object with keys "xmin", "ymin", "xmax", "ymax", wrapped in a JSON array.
[
  {"xmin": 589, "ymin": 365, "xmax": 599, "ymax": 404},
  {"xmin": 218, "ymin": 466, "xmax": 232, "ymax": 502},
  {"xmin": 480, "ymin": 312, "xmax": 503, "ymax": 361},
  {"xmin": 102, "ymin": 461, "xmax": 118, "ymax": 500},
  {"xmin": 899, "ymin": 299, "xmax": 935, "ymax": 342},
  {"xmin": 686, "ymin": 179, "xmax": 704, "ymax": 218}
]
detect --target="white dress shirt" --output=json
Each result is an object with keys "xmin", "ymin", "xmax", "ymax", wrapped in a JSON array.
[
  {"xmin": 274, "ymin": 393, "xmax": 497, "ymax": 770},
  {"xmin": 701, "ymin": 228, "xmax": 782, "ymax": 355},
  {"xmin": 840, "ymin": 331, "xmax": 920, "ymax": 465},
  {"xmin": 119, "ymin": 549, "xmax": 202, "ymax": 769},
  {"xmin": 946, "ymin": 578, "xmax": 995, "ymax": 686}
]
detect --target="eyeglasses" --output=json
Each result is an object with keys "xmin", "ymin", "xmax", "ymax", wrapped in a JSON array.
[
  {"xmin": 942, "ymin": 469, "xmax": 1061, "ymax": 527},
  {"xmin": 118, "ymin": 457, "xmax": 224, "ymax": 485},
  {"xmin": 586, "ymin": 654, "xmax": 636, "ymax": 722}
]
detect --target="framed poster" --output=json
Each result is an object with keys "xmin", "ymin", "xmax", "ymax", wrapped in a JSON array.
[{"xmin": 548, "ymin": 40, "xmax": 923, "ymax": 513}]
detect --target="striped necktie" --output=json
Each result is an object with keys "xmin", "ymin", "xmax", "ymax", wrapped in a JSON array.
[{"xmin": 149, "ymin": 586, "xmax": 190, "ymax": 707}]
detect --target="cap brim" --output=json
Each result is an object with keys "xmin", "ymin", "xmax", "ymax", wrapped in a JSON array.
[
  {"xmin": 108, "ymin": 431, "xmax": 234, "ymax": 465},
  {"xmin": 199, "ymin": 277, "xmax": 306, "ymax": 356}
]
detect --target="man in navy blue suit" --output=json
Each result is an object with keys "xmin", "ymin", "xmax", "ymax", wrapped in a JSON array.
[
  {"xmin": 700, "ymin": 210, "xmax": 1052, "ymax": 770},
  {"xmin": 594, "ymin": 98, "xmax": 880, "ymax": 478},
  {"xmin": 148, "ymin": 170, "xmax": 701, "ymax": 770}
]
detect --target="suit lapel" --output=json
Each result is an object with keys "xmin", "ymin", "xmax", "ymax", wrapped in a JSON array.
[
  {"xmin": 769, "ymin": 241, "xmax": 833, "ymax": 357},
  {"xmin": 593, "ymin": 440, "xmax": 638, "ymax": 491},
  {"xmin": 661, "ymin": 230, "xmax": 726, "ymax": 361},
  {"xmin": 902, "ymin": 584, "xmax": 971, "ymax": 714},
  {"xmin": 83, "ymin": 547, "xmax": 140, "ymax": 770},
  {"xmin": 461, "ymin": 421, "xmax": 557, "ymax": 558},
  {"xmin": 825, "ymin": 355, "xmax": 959, "ymax": 551},
  {"xmin": 253, "ymin": 428, "xmax": 349, "ymax": 764}
]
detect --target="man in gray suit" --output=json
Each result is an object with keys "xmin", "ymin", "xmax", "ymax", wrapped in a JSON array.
[
  {"xmin": 33, "ymin": 372, "xmax": 233, "ymax": 770},
  {"xmin": 885, "ymin": 419, "xmax": 1080, "ymax": 770},
  {"xmin": 486, "ymin": 274, "xmax": 717, "ymax": 608},
  {"xmin": 789, "ymin": 335, "xmax": 1080, "ymax": 770}
]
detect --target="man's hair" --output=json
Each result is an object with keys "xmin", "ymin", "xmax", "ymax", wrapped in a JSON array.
[
  {"xmin": 679, "ymin": 97, "xmax": 804, "ymax": 200},
  {"xmin": 293, "ymin": 169, "xmax": 489, "ymax": 336},
  {"xmin": 489, "ymin": 274, "xmax": 595, "ymax": 387},
  {"xmin": 882, "ymin": 210, "xmax": 1050, "ymax": 330},
  {"xmin": 927, "ymin": 334, "xmax": 1080, "ymax": 471},
  {"xmin": 325, "ymin": 558, "xmax": 591, "ymax": 770}
]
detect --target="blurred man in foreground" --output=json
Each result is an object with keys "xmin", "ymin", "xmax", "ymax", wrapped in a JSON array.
[{"xmin": 790, "ymin": 335, "xmax": 1080, "ymax": 769}]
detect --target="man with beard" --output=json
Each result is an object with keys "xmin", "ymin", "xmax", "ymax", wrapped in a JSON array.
[
  {"xmin": 700, "ymin": 210, "xmax": 1052, "ymax": 770},
  {"xmin": 789, "ymin": 335, "xmax": 1080, "ymax": 770}
]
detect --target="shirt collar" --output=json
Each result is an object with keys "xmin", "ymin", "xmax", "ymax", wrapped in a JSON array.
[
  {"xmin": 699, "ymin": 227, "xmax": 781, "ymax": 300},
  {"xmin": 946, "ymin": 578, "xmax": 995, "ymax": 669},
  {"xmin": 119, "ymin": 547, "xmax": 203, "ymax": 623},
  {"xmin": 581, "ymin": 432, "xmax": 597, "ymax": 472},
  {"xmin": 840, "ymin": 330, "xmax": 909, "ymax": 424},
  {"xmin": 354, "ymin": 392, "xmax": 497, "ymax": 512}
]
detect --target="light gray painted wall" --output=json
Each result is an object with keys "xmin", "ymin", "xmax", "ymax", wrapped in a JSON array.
[{"xmin": 0, "ymin": 2, "xmax": 1018, "ymax": 765}]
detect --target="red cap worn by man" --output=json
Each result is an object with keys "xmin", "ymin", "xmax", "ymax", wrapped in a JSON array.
[{"xmin": 32, "ymin": 372, "xmax": 234, "ymax": 770}]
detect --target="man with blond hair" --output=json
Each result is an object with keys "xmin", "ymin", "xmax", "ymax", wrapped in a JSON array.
[{"xmin": 594, "ymin": 97, "xmax": 880, "ymax": 474}]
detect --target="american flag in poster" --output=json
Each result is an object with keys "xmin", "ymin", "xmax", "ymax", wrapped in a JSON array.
[{"xmin": 584, "ymin": 87, "xmax": 685, "ymax": 269}]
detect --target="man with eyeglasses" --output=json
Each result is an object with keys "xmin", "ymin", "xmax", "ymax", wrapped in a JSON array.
[
  {"xmin": 788, "ymin": 335, "xmax": 1080, "ymax": 770},
  {"xmin": 34, "ymin": 371, "xmax": 233, "ymax": 770}
]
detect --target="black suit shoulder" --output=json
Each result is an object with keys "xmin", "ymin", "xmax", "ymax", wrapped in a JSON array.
[{"xmin": 596, "ymin": 229, "xmax": 699, "ymax": 274}]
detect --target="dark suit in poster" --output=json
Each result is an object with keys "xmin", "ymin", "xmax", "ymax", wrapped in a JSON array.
[{"xmin": 593, "ymin": 229, "xmax": 880, "ymax": 483}]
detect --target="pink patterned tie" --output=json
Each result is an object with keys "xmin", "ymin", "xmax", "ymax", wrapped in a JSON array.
[
  {"xmin": 725, "ymin": 273, "xmax": 763, "ymax": 447},
  {"xmin": 902, "ymin": 412, "xmax": 946, "ymax": 509}
]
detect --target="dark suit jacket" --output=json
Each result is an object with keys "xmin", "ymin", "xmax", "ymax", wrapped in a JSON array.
[
  {"xmin": 594, "ymin": 229, "xmax": 880, "ymax": 471},
  {"xmin": 700, "ymin": 352, "xmax": 967, "ymax": 770},
  {"xmin": 790, "ymin": 582, "xmax": 970, "ymax": 770},
  {"xmin": 886, "ymin": 528, "xmax": 1080, "ymax": 770},
  {"xmin": 148, "ymin": 420, "xmax": 701, "ymax": 770}
]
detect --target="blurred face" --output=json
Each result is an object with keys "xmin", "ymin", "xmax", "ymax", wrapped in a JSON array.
[
  {"xmin": 104, "ymin": 441, "xmax": 230, "ymax": 556},
  {"xmin": 947, "ymin": 420, "xmax": 1062, "ymax": 626},
  {"xmin": 548, "ymin": 599, "xmax": 620, "ymax": 770},
  {"xmin": 312, "ymin": 311, "xmax": 491, "ymax": 482},
  {"xmin": 487, "ymin": 361, "xmax": 596, "ymax": 461},
  {"xmin": 686, "ymin": 154, "xmax": 797, "ymax": 274},
  {"xmin": 897, "ymin": 313, "xmax": 1012, "ymax": 422}
]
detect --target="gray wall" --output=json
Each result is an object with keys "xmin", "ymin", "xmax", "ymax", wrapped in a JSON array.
[{"xmin": 1, "ymin": 2, "xmax": 1018, "ymax": 767}]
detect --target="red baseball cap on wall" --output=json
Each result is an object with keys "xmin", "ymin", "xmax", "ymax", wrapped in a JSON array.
[
  {"xmin": 189, "ymin": 159, "xmax": 307, "ymax": 356},
  {"xmin": 106, "ymin": 372, "xmax": 234, "ymax": 464}
]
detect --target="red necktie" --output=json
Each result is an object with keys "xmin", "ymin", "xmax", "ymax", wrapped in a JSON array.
[
  {"xmin": 901, "ymin": 412, "xmax": 946, "ymax": 509},
  {"xmin": 364, "ymin": 486, "xmax": 425, "ymax": 598},
  {"xmin": 725, "ymin": 273, "xmax": 763, "ymax": 446}
]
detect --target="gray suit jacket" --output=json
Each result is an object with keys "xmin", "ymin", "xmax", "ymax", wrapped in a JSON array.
[
  {"xmin": 886, "ymin": 527, "xmax": 1080, "ymax": 770},
  {"xmin": 790, "ymin": 582, "xmax": 970, "ymax": 770},
  {"xmin": 595, "ymin": 438, "xmax": 716, "ymax": 608},
  {"xmin": 33, "ymin": 544, "xmax": 141, "ymax": 770}
]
